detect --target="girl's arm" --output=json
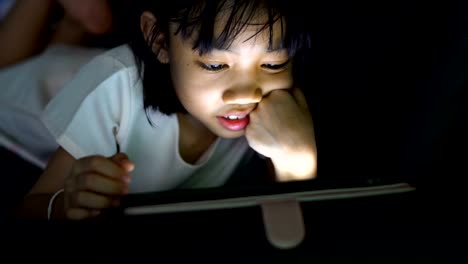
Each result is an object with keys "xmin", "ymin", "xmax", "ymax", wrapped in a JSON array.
[
  {"xmin": 0, "ymin": 0, "xmax": 112, "ymax": 69},
  {"xmin": 15, "ymin": 147, "xmax": 134, "ymax": 220},
  {"xmin": 0, "ymin": 0, "xmax": 55, "ymax": 68},
  {"xmin": 15, "ymin": 147, "xmax": 73, "ymax": 220}
]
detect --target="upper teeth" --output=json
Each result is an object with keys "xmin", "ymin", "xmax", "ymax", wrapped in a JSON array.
[{"xmin": 225, "ymin": 115, "xmax": 246, "ymax": 120}]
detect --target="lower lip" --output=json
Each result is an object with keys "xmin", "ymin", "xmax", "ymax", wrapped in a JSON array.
[{"xmin": 217, "ymin": 116, "xmax": 250, "ymax": 131}]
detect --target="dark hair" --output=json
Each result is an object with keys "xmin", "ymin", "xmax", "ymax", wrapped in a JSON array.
[{"xmin": 125, "ymin": 0, "xmax": 313, "ymax": 116}]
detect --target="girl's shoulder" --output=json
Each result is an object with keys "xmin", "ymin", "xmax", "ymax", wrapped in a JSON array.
[
  {"xmin": 85, "ymin": 44, "xmax": 137, "ymax": 75},
  {"xmin": 65, "ymin": 44, "xmax": 140, "ymax": 94},
  {"xmin": 41, "ymin": 44, "xmax": 142, "ymax": 141},
  {"xmin": 100, "ymin": 44, "xmax": 137, "ymax": 69}
]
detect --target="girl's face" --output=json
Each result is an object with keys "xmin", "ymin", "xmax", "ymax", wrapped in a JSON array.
[{"xmin": 166, "ymin": 17, "xmax": 294, "ymax": 139}]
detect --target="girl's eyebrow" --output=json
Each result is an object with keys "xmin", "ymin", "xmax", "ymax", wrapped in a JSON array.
[
  {"xmin": 265, "ymin": 47, "xmax": 287, "ymax": 53},
  {"xmin": 210, "ymin": 46, "xmax": 286, "ymax": 55}
]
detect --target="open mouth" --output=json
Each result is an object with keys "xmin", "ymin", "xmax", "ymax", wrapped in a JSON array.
[
  {"xmin": 217, "ymin": 114, "xmax": 250, "ymax": 131},
  {"xmin": 223, "ymin": 115, "xmax": 247, "ymax": 120}
]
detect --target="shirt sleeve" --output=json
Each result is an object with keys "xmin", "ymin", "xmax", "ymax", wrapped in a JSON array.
[{"xmin": 41, "ymin": 52, "xmax": 136, "ymax": 159}]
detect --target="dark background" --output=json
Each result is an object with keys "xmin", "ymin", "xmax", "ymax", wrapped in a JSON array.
[{"xmin": 302, "ymin": 0, "xmax": 466, "ymax": 189}]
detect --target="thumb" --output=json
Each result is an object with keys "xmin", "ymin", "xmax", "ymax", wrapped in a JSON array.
[{"xmin": 110, "ymin": 153, "xmax": 135, "ymax": 173}]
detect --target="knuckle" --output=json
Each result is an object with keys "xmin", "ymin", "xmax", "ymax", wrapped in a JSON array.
[
  {"xmin": 104, "ymin": 198, "xmax": 115, "ymax": 208},
  {"xmin": 114, "ymin": 182, "xmax": 126, "ymax": 194},
  {"xmin": 270, "ymin": 89, "xmax": 284, "ymax": 97},
  {"xmin": 66, "ymin": 208, "xmax": 88, "ymax": 220},
  {"xmin": 97, "ymin": 196, "xmax": 113, "ymax": 208},
  {"xmin": 116, "ymin": 152, "xmax": 128, "ymax": 160},
  {"xmin": 86, "ymin": 156, "xmax": 104, "ymax": 168},
  {"xmin": 75, "ymin": 192, "xmax": 86, "ymax": 206},
  {"xmin": 249, "ymin": 110, "xmax": 259, "ymax": 120},
  {"xmin": 82, "ymin": 173, "xmax": 95, "ymax": 189},
  {"xmin": 77, "ymin": 191, "xmax": 112, "ymax": 208},
  {"xmin": 70, "ymin": 159, "xmax": 84, "ymax": 176}
]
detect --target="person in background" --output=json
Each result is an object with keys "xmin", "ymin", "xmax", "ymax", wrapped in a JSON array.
[
  {"xmin": 0, "ymin": 0, "xmax": 119, "ymax": 217},
  {"xmin": 0, "ymin": 0, "xmax": 113, "ymax": 68},
  {"xmin": 0, "ymin": 0, "xmax": 117, "ymax": 165}
]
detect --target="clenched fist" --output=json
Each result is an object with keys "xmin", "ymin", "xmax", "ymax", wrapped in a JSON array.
[
  {"xmin": 245, "ymin": 88, "xmax": 317, "ymax": 181},
  {"xmin": 64, "ymin": 152, "xmax": 134, "ymax": 220}
]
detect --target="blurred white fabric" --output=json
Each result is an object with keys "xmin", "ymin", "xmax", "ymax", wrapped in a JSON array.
[{"xmin": 0, "ymin": 44, "xmax": 104, "ymax": 167}]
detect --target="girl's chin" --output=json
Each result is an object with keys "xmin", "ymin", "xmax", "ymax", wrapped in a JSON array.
[{"xmin": 214, "ymin": 128, "xmax": 246, "ymax": 139}]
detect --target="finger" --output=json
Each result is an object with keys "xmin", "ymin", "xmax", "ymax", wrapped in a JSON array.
[
  {"xmin": 66, "ymin": 208, "xmax": 101, "ymax": 221},
  {"xmin": 78, "ymin": 172, "xmax": 129, "ymax": 195},
  {"xmin": 76, "ymin": 156, "xmax": 130, "ymax": 183},
  {"xmin": 265, "ymin": 89, "xmax": 289, "ymax": 100},
  {"xmin": 110, "ymin": 153, "xmax": 135, "ymax": 173},
  {"xmin": 74, "ymin": 191, "xmax": 119, "ymax": 209},
  {"xmin": 291, "ymin": 87, "xmax": 310, "ymax": 112}
]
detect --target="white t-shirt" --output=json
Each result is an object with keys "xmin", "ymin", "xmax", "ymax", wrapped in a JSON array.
[
  {"xmin": 0, "ymin": 44, "xmax": 104, "ymax": 167},
  {"xmin": 42, "ymin": 44, "xmax": 255, "ymax": 193}
]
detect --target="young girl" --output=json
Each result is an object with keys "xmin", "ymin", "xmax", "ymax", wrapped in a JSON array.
[{"xmin": 16, "ymin": 0, "xmax": 317, "ymax": 220}]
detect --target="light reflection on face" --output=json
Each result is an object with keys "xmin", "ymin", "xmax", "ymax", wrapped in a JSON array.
[{"xmin": 166, "ymin": 13, "xmax": 294, "ymax": 139}]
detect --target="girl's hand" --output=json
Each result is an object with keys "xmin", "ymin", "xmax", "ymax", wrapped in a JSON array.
[
  {"xmin": 64, "ymin": 153, "xmax": 134, "ymax": 220},
  {"xmin": 245, "ymin": 88, "xmax": 317, "ymax": 181}
]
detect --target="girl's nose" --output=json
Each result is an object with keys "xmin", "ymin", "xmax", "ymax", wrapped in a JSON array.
[{"xmin": 222, "ymin": 87, "xmax": 263, "ymax": 104}]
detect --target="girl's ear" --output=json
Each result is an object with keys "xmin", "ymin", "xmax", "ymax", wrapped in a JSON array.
[{"xmin": 140, "ymin": 11, "xmax": 169, "ymax": 64}]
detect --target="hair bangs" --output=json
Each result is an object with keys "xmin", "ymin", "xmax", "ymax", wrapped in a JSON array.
[{"xmin": 172, "ymin": 0, "xmax": 311, "ymax": 56}]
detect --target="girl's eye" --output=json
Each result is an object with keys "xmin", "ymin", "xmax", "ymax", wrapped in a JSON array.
[
  {"xmin": 261, "ymin": 60, "xmax": 290, "ymax": 71},
  {"xmin": 198, "ymin": 63, "xmax": 228, "ymax": 72}
]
